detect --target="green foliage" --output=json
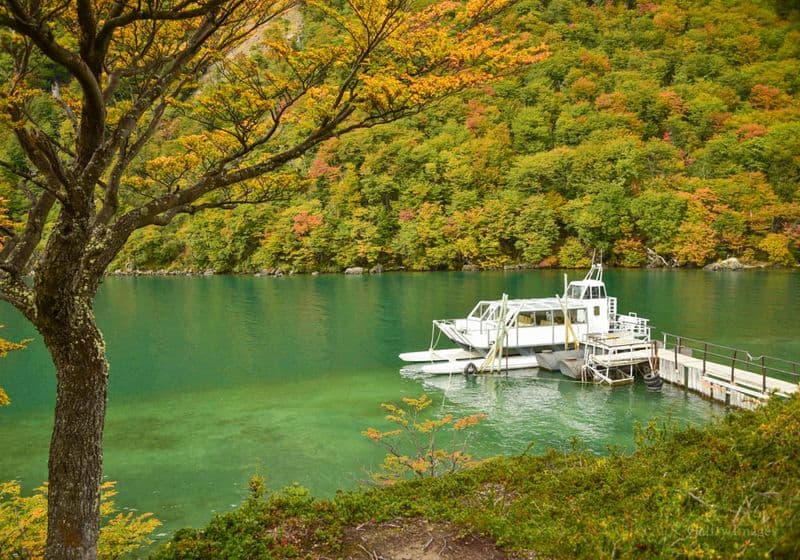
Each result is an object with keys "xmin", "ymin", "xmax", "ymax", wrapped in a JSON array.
[
  {"xmin": 150, "ymin": 482, "xmax": 318, "ymax": 560},
  {"xmin": 557, "ymin": 237, "xmax": 591, "ymax": 268},
  {"xmin": 0, "ymin": 481, "xmax": 160, "ymax": 559},
  {"xmin": 154, "ymin": 395, "xmax": 800, "ymax": 560},
  {"xmin": 114, "ymin": 0, "xmax": 800, "ymax": 271}
]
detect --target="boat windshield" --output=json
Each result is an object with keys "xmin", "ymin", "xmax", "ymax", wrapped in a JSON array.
[{"xmin": 566, "ymin": 284, "xmax": 583, "ymax": 299}]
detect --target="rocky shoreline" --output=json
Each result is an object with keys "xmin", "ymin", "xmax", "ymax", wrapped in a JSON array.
[{"xmin": 106, "ymin": 257, "xmax": 792, "ymax": 278}]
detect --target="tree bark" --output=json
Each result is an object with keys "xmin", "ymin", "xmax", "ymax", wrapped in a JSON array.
[{"xmin": 39, "ymin": 300, "xmax": 108, "ymax": 560}]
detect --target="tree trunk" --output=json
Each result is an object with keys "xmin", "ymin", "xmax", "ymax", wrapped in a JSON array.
[{"xmin": 40, "ymin": 301, "xmax": 108, "ymax": 560}]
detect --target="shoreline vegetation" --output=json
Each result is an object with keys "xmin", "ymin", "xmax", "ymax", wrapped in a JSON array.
[{"xmin": 151, "ymin": 395, "xmax": 800, "ymax": 560}]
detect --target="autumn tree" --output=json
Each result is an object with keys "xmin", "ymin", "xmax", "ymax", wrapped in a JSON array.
[{"xmin": 0, "ymin": 1, "xmax": 542, "ymax": 558}]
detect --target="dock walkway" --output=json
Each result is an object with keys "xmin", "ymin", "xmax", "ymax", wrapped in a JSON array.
[{"xmin": 655, "ymin": 333, "xmax": 799, "ymax": 409}]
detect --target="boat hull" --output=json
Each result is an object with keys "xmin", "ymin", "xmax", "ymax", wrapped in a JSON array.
[
  {"xmin": 399, "ymin": 348, "xmax": 483, "ymax": 362},
  {"xmin": 419, "ymin": 355, "xmax": 539, "ymax": 375},
  {"xmin": 536, "ymin": 349, "xmax": 583, "ymax": 371}
]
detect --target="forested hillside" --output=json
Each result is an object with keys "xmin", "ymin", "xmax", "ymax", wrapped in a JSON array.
[{"xmin": 4, "ymin": 0, "xmax": 800, "ymax": 272}]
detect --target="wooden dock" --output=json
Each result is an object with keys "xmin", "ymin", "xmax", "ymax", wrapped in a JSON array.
[
  {"xmin": 574, "ymin": 332, "xmax": 799, "ymax": 408},
  {"xmin": 655, "ymin": 333, "xmax": 799, "ymax": 409}
]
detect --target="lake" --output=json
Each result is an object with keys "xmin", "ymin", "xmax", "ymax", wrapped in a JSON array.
[{"xmin": 1, "ymin": 269, "xmax": 798, "ymax": 538}]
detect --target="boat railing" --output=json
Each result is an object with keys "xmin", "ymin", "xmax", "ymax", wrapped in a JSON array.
[
  {"xmin": 433, "ymin": 319, "xmax": 473, "ymax": 349},
  {"xmin": 660, "ymin": 332, "xmax": 800, "ymax": 391},
  {"xmin": 609, "ymin": 313, "xmax": 651, "ymax": 340}
]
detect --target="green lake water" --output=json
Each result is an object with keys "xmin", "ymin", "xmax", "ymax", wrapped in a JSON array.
[{"xmin": 1, "ymin": 269, "xmax": 798, "ymax": 539}]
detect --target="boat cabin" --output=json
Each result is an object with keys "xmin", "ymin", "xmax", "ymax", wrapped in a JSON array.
[{"xmin": 439, "ymin": 265, "xmax": 615, "ymax": 352}]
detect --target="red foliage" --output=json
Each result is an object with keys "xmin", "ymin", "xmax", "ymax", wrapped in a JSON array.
[{"xmin": 307, "ymin": 139, "xmax": 341, "ymax": 180}]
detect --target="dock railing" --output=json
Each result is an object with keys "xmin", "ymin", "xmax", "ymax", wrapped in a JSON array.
[{"xmin": 660, "ymin": 332, "xmax": 800, "ymax": 393}]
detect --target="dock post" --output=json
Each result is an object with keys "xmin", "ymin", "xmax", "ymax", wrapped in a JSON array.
[
  {"xmin": 731, "ymin": 350, "xmax": 737, "ymax": 384},
  {"xmin": 761, "ymin": 356, "xmax": 766, "ymax": 393},
  {"xmin": 674, "ymin": 336, "xmax": 680, "ymax": 373},
  {"xmin": 702, "ymin": 343, "xmax": 708, "ymax": 375}
]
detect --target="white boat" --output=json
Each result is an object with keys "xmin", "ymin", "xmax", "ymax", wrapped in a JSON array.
[{"xmin": 399, "ymin": 263, "xmax": 651, "ymax": 375}]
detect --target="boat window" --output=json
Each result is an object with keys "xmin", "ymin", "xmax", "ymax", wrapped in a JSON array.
[
  {"xmin": 553, "ymin": 310, "xmax": 564, "ymax": 325},
  {"xmin": 599, "ymin": 286, "xmax": 606, "ymax": 298},
  {"xmin": 569, "ymin": 309, "xmax": 586, "ymax": 324},
  {"xmin": 566, "ymin": 285, "xmax": 583, "ymax": 299},
  {"xmin": 593, "ymin": 306, "xmax": 601, "ymax": 316},
  {"xmin": 535, "ymin": 311, "xmax": 550, "ymax": 326},
  {"xmin": 517, "ymin": 312, "xmax": 535, "ymax": 326}
]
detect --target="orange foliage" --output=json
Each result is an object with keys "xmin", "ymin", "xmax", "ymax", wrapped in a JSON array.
[
  {"xmin": 292, "ymin": 212, "xmax": 324, "ymax": 237},
  {"xmin": 736, "ymin": 123, "xmax": 768, "ymax": 142},
  {"xmin": 674, "ymin": 221, "xmax": 717, "ymax": 266},
  {"xmin": 579, "ymin": 50, "xmax": 611, "ymax": 72},
  {"xmin": 595, "ymin": 92, "xmax": 627, "ymax": 112},
  {"xmin": 750, "ymin": 85, "xmax": 786, "ymax": 110},
  {"xmin": 657, "ymin": 90, "xmax": 687, "ymax": 115}
]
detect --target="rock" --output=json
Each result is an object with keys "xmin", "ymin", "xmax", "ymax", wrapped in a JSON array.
[
  {"xmin": 369, "ymin": 264, "xmax": 384, "ymax": 274},
  {"xmin": 203, "ymin": 269, "xmax": 215, "ymax": 276},
  {"xmin": 704, "ymin": 257, "xmax": 744, "ymax": 271},
  {"xmin": 462, "ymin": 264, "xmax": 481, "ymax": 272},
  {"xmin": 311, "ymin": 271, "xmax": 320, "ymax": 276},
  {"xmin": 344, "ymin": 267, "xmax": 365, "ymax": 275}
]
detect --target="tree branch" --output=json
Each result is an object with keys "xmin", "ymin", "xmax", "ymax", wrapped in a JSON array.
[{"xmin": 0, "ymin": 191, "xmax": 56, "ymax": 274}]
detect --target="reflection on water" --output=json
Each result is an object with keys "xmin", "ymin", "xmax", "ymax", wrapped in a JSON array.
[
  {"xmin": 0, "ymin": 269, "xmax": 797, "ymax": 536},
  {"xmin": 403, "ymin": 367, "xmax": 721, "ymax": 456}
]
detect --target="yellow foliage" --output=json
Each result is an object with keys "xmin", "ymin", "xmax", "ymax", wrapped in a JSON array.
[
  {"xmin": 0, "ymin": 481, "xmax": 160, "ymax": 560},
  {"xmin": 364, "ymin": 393, "xmax": 487, "ymax": 484},
  {"xmin": 758, "ymin": 233, "xmax": 795, "ymax": 266},
  {"xmin": 401, "ymin": 394, "xmax": 433, "ymax": 411},
  {"xmin": 0, "ymin": 325, "xmax": 28, "ymax": 407}
]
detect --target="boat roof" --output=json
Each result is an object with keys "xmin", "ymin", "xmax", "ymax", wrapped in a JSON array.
[{"xmin": 474, "ymin": 297, "xmax": 586, "ymax": 311}]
